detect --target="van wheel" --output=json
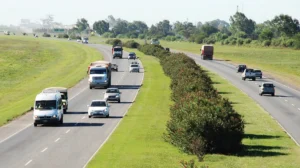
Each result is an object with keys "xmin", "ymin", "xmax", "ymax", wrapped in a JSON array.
[
  {"xmin": 34, "ymin": 123, "xmax": 37, "ymax": 127},
  {"xmin": 106, "ymin": 114, "xmax": 109, "ymax": 118},
  {"xmin": 89, "ymin": 86, "xmax": 92, "ymax": 89}
]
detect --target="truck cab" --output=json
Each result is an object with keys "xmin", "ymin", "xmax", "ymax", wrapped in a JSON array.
[
  {"xmin": 200, "ymin": 45, "xmax": 214, "ymax": 60},
  {"xmin": 112, "ymin": 46, "xmax": 123, "ymax": 59},
  {"xmin": 43, "ymin": 87, "xmax": 68, "ymax": 114},
  {"xmin": 88, "ymin": 61, "xmax": 112, "ymax": 89},
  {"xmin": 242, "ymin": 68, "xmax": 256, "ymax": 81}
]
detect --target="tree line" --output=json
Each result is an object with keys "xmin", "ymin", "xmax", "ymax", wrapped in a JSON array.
[{"xmin": 71, "ymin": 12, "xmax": 300, "ymax": 48}]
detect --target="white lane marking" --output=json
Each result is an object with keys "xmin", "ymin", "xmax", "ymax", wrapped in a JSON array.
[
  {"xmin": 55, "ymin": 138, "xmax": 60, "ymax": 142},
  {"xmin": 292, "ymin": 104, "xmax": 295, "ymax": 106},
  {"xmin": 66, "ymin": 129, "xmax": 70, "ymax": 134},
  {"xmin": 25, "ymin": 160, "xmax": 32, "ymax": 166},
  {"xmin": 298, "ymin": 108, "xmax": 300, "ymax": 111},
  {"xmin": 41, "ymin": 147, "xmax": 48, "ymax": 153},
  {"xmin": 69, "ymin": 87, "xmax": 88, "ymax": 101},
  {"xmin": 0, "ymin": 124, "xmax": 32, "ymax": 144},
  {"xmin": 285, "ymin": 100, "xmax": 288, "ymax": 102},
  {"xmin": 82, "ymin": 116, "xmax": 86, "ymax": 119}
]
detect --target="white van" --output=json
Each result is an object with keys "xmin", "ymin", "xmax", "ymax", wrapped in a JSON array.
[{"xmin": 33, "ymin": 89, "xmax": 64, "ymax": 127}]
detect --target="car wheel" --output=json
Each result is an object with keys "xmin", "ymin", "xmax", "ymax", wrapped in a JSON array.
[
  {"xmin": 88, "ymin": 115, "xmax": 91, "ymax": 118},
  {"xmin": 34, "ymin": 123, "xmax": 37, "ymax": 127},
  {"xmin": 106, "ymin": 114, "xmax": 109, "ymax": 118},
  {"xmin": 260, "ymin": 76, "xmax": 262, "ymax": 79},
  {"xmin": 89, "ymin": 86, "xmax": 92, "ymax": 89},
  {"xmin": 118, "ymin": 99, "xmax": 120, "ymax": 103},
  {"xmin": 272, "ymin": 93, "xmax": 275, "ymax": 96},
  {"xmin": 63, "ymin": 109, "xmax": 67, "ymax": 114},
  {"xmin": 253, "ymin": 78, "xmax": 256, "ymax": 81},
  {"xmin": 242, "ymin": 77, "xmax": 245, "ymax": 80},
  {"xmin": 60, "ymin": 116, "xmax": 63, "ymax": 124},
  {"xmin": 259, "ymin": 93, "xmax": 263, "ymax": 96}
]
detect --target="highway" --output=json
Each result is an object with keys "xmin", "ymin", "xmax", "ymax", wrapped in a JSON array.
[
  {"xmin": 0, "ymin": 44, "xmax": 144, "ymax": 168},
  {"xmin": 175, "ymin": 50, "xmax": 300, "ymax": 146}
]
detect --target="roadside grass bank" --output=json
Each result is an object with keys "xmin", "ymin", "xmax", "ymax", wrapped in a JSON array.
[
  {"xmin": 0, "ymin": 36, "xmax": 101, "ymax": 126},
  {"xmin": 87, "ymin": 49, "xmax": 198, "ymax": 168},
  {"xmin": 91, "ymin": 36, "xmax": 300, "ymax": 90}
]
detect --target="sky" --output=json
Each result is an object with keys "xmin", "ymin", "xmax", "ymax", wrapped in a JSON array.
[{"xmin": 0, "ymin": 0, "xmax": 300, "ymax": 26}]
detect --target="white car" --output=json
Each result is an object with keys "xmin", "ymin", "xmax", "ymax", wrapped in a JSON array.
[
  {"xmin": 87, "ymin": 100, "xmax": 110, "ymax": 118},
  {"xmin": 104, "ymin": 88, "xmax": 121, "ymax": 103},
  {"xmin": 129, "ymin": 64, "xmax": 140, "ymax": 73},
  {"xmin": 77, "ymin": 39, "xmax": 81, "ymax": 42}
]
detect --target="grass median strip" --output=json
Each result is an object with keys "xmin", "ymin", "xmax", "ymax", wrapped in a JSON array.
[
  {"xmin": 0, "ymin": 36, "xmax": 101, "ymax": 126},
  {"xmin": 87, "ymin": 49, "xmax": 197, "ymax": 168}
]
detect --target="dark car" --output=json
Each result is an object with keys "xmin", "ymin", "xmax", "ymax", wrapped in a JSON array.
[
  {"xmin": 128, "ymin": 52, "xmax": 137, "ymax": 59},
  {"xmin": 254, "ymin": 69, "xmax": 262, "ymax": 78},
  {"xmin": 237, "ymin": 64, "xmax": 247, "ymax": 73}
]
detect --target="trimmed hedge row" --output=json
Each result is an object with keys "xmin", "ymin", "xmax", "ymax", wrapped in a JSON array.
[{"xmin": 138, "ymin": 44, "xmax": 244, "ymax": 160}]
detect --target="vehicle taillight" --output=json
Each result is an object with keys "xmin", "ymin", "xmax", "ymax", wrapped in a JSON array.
[{"xmin": 201, "ymin": 50, "xmax": 204, "ymax": 55}]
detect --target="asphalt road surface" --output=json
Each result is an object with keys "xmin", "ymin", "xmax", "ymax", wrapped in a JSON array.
[
  {"xmin": 0, "ymin": 44, "xmax": 144, "ymax": 168},
  {"xmin": 174, "ymin": 49, "xmax": 300, "ymax": 146}
]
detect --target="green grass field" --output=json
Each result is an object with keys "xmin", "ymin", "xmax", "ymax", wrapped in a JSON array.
[
  {"xmin": 0, "ymin": 36, "xmax": 102, "ymax": 126},
  {"xmin": 87, "ymin": 49, "xmax": 300, "ymax": 168},
  {"xmin": 90, "ymin": 36, "xmax": 300, "ymax": 89}
]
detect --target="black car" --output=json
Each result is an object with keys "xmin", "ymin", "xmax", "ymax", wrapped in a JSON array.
[
  {"xmin": 128, "ymin": 52, "xmax": 137, "ymax": 59},
  {"xmin": 237, "ymin": 64, "xmax": 247, "ymax": 73}
]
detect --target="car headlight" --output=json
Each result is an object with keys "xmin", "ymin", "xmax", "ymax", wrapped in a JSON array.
[
  {"xmin": 34, "ymin": 115, "xmax": 39, "ymax": 119},
  {"xmin": 52, "ymin": 115, "xmax": 57, "ymax": 118},
  {"xmin": 116, "ymin": 95, "xmax": 120, "ymax": 97},
  {"xmin": 105, "ymin": 108, "xmax": 108, "ymax": 112}
]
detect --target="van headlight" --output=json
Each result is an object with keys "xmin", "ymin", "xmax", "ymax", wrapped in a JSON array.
[{"xmin": 34, "ymin": 115, "xmax": 39, "ymax": 119}]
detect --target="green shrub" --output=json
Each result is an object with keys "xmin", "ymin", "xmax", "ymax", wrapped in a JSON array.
[
  {"xmin": 224, "ymin": 39, "xmax": 230, "ymax": 45},
  {"xmin": 293, "ymin": 33, "xmax": 300, "ymax": 49},
  {"xmin": 263, "ymin": 40, "xmax": 271, "ymax": 47},
  {"xmin": 230, "ymin": 40, "xmax": 237, "ymax": 45},
  {"xmin": 105, "ymin": 39, "xmax": 122, "ymax": 46},
  {"xmin": 138, "ymin": 34, "xmax": 145, "ymax": 39},
  {"xmin": 42, "ymin": 33, "xmax": 51, "ymax": 37},
  {"xmin": 244, "ymin": 38, "xmax": 252, "ymax": 44},
  {"xmin": 237, "ymin": 39, "xmax": 244, "ymax": 46},
  {"xmin": 124, "ymin": 40, "xmax": 140, "ymax": 48},
  {"xmin": 57, "ymin": 34, "xmax": 69, "ymax": 38},
  {"xmin": 286, "ymin": 39, "xmax": 295, "ymax": 48}
]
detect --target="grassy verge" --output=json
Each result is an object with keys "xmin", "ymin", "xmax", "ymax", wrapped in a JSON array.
[
  {"xmin": 0, "ymin": 36, "xmax": 102, "ymax": 126},
  {"xmin": 87, "ymin": 49, "xmax": 198, "ymax": 168},
  {"xmin": 87, "ymin": 48, "xmax": 300, "ymax": 168}
]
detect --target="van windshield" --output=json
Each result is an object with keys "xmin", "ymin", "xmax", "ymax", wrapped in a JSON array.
[
  {"xmin": 90, "ymin": 69, "xmax": 107, "ymax": 74},
  {"xmin": 35, "ymin": 100, "xmax": 56, "ymax": 110},
  {"xmin": 114, "ymin": 48, "xmax": 122, "ymax": 51}
]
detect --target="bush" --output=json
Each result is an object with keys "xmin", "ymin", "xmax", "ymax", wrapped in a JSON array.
[
  {"xmin": 116, "ymin": 34, "xmax": 127, "ymax": 39},
  {"xmin": 102, "ymin": 32, "xmax": 115, "ymax": 38},
  {"xmin": 124, "ymin": 40, "xmax": 140, "ymax": 48},
  {"xmin": 138, "ymin": 34, "xmax": 145, "ymax": 39},
  {"xmin": 138, "ymin": 44, "xmax": 244, "ymax": 160},
  {"xmin": 286, "ymin": 39, "xmax": 295, "ymax": 48},
  {"xmin": 42, "ymin": 33, "xmax": 51, "ymax": 37},
  {"xmin": 224, "ymin": 39, "xmax": 230, "ymax": 45},
  {"xmin": 244, "ymin": 38, "xmax": 252, "ymax": 44},
  {"xmin": 105, "ymin": 39, "xmax": 122, "ymax": 46},
  {"xmin": 57, "ymin": 34, "xmax": 69, "ymax": 38},
  {"xmin": 230, "ymin": 40, "xmax": 237, "ymax": 45},
  {"xmin": 237, "ymin": 38, "xmax": 244, "ymax": 46},
  {"xmin": 293, "ymin": 33, "xmax": 300, "ymax": 49},
  {"xmin": 263, "ymin": 40, "xmax": 271, "ymax": 47}
]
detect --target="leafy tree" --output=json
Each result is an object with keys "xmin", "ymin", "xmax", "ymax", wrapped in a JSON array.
[
  {"xmin": 207, "ymin": 19, "xmax": 230, "ymax": 30},
  {"xmin": 157, "ymin": 20, "xmax": 172, "ymax": 36},
  {"xmin": 229, "ymin": 12, "xmax": 256, "ymax": 36},
  {"xmin": 174, "ymin": 21, "xmax": 196, "ymax": 39},
  {"xmin": 271, "ymin": 14, "xmax": 300, "ymax": 37},
  {"xmin": 132, "ymin": 21, "xmax": 148, "ymax": 34},
  {"xmin": 259, "ymin": 28, "xmax": 273, "ymax": 41},
  {"xmin": 112, "ymin": 20, "xmax": 128, "ymax": 35},
  {"xmin": 93, "ymin": 20, "xmax": 109, "ymax": 35},
  {"xmin": 200, "ymin": 23, "xmax": 219, "ymax": 36},
  {"xmin": 76, "ymin": 18, "xmax": 89, "ymax": 32}
]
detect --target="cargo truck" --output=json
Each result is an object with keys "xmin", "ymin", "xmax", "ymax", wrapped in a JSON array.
[
  {"xmin": 112, "ymin": 46, "xmax": 123, "ymax": 59},
  {"xmin": 200, "ymin": 45, "xmax": 214, "ymax": 60},
  {"xmin": 88, "ymin": 61, "xmax": 112, "ymax": 89}
]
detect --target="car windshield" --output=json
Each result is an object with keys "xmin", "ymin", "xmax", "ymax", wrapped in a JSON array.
[
  {"xmin": 114, "ymin": 48, "xmax": 122, "ymax": 51},
  {"xmin": 264, "ymin": 84, "xmax": 274, "ymax": 87},
  {"xmin": 106, "ymin": 89, "xmax": 119, "ymax": 93},
  {"xmin": 35, "ymin": 100, "xmax": 56, "ymax": 110},
  {"xmin": 91, "ymin": 101, "xmax": 106, "ymax": 107},
  {"xmin": 246, "ymin": 69, "xmax": 253, "ymax": 72},
  {"xmin": 239, "ymin": 65, "xmax": 246, "ymax": 68},
  {"xmin": 129, "ymin": 53, "xmax": 135, "ymax": 56},
  {"xmin": 60, "ymin": 93, "xmax": 67, "ymax": 99},
  {"xmin": 90, "ymin": 69, "xmax": 107, "ymax": 74},
  {"xmin": 131, "ymin": 65, "xmax": 139, "ymax": 67},
  {"xmin": 254, "ymin": 70, "xmax": 261, "ymax": 72}
]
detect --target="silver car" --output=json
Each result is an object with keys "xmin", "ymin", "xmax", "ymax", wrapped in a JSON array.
[
  {"xmin": 129, "ymin": 64, "xmax": 140, "ymax": 73},
  {"xmin": 259, "ymin": 82, "xmax": 275, "ymax": 96},
  {"xmin": 104, "ymin": 88, "xmax": 121, "ymax": 103},
  {"xmin": 254, "ymin": 69, "xmax": 262, "ymax": 79}
]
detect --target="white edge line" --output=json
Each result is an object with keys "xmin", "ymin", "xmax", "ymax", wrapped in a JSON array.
[
  {"xmin": 55, "ymin": 138, "xmax": 60, "ymax": 142},
  {"xmin": 82, "ymin": 63, "xmax": 144, "ymax": 168},
  {"xmin": 292, "ymin": 104, "xmax": 295, "ymax": 106},
  {"xmin": 24, "ymin": 160, "xmax": 32, "ymax": 166},
  {"xmin": 66, "ymin": 130, "xmax": 70, "ymax": 133},
  {"xmin": 41, "ymin": 147, "xmax": 48, "ymax": 153},
  {"xmin": 0, "ymin": 86, "xmax": 87, "ymax": 144},
  {"xmin": 298, "ymin": 108, "xmax": 300, "ymax": 111},
  {"xmin": 0, "ymin": 123, "xmax": 32, "ymax": 144}
]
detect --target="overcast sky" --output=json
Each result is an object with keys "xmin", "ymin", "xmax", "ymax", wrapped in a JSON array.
[{"xmin": 0, "ymin": 0, "xmax": 299, "ymax": 26}]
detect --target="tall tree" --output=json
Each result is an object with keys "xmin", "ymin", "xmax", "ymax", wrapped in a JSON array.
[
  {"xmin": 200, "ymin": 23, "xmax": 219, "ymax": 36},
  {"xmin": 112, "ymin": 20, "xmax": 128, "ymax": 35},
  {"xmin": 229, "ymin": 12, "xmax": 256, "ymax": 36},
  {"xmin": 76, "ymin": 18, "xmax": 89, "ymax": 32},
  {"xmin": 271, "ymin": 14, "xmax": 300, "ymax": 37},
  {"xmin": 93, "ymin": 20, "xmax": 109, "ymax": 35},
  {"xmin": 156, "ymin": 20, "xmax": 172, "ymax": 36},
  {"xmin": 132, "ymin": 21, "xmax": 148, "ymax": 34}
]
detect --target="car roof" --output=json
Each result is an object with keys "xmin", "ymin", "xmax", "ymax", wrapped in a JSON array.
[
  {"xmin": 129, "ymin": 52, "xmax": 135, "ymax": 54},
  {"xmin": 91, "ymin": 99, "xmax": 106, "ymax": 102},
  {"xmin": 107, "ymin": 88, "xmax": 119, "ymax": 90}
]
